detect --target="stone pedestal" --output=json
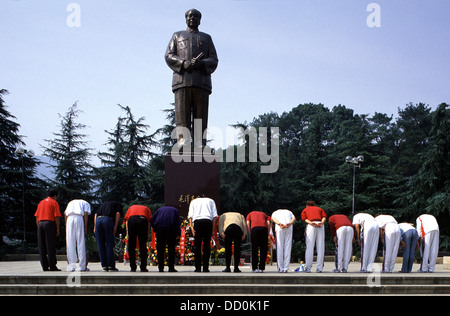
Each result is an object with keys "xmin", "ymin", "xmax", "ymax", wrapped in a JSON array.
[{"xmin": 164, "ymin": 154, "xmax": 220, "ymax": 218}]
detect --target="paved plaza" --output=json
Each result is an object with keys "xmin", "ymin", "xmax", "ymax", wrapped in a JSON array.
[{"xmin": 0, "ymin": 259, "xmax": 448, "ymax": 276}]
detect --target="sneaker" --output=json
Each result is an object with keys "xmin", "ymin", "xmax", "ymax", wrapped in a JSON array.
[{"xmin": 108, "ymin": 267, "xmax": 119, "ymax": 272}]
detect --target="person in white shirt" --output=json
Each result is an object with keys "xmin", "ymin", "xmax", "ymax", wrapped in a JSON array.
[
  {"xmin": 352, "ymin": 213, "xmax": 379, "ymax": 272},
  {"xmin": 188, "ymin": 197, "xmax": 218, "ymax": 272},
  {"xmin": 398, "ymin": 223, "xmax": 419, "ymax": 273},
  {"xmin": 375, "ymin": 214, "xmax": 400, "ymax": 273},
  {"xmin": 65, "ymin": 199, "xmax": 91, "ymax": 272},
  {"xmin": 416, "ymin": 214, "xmax": 439, "ymax": 272},
  {"xmin": 271, "ymin": 209, "xmax": 296, "ymax": 273}
]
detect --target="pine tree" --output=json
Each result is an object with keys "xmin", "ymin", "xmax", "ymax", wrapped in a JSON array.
[
  {"xmin": 95, "ymin": 104, "xmax": 158, "ymax": 203},
  {"xmin": 395, "ymin": 103, "xmax": 433, "ymax": 177},
  {"xmin": 0, "ymin": 89, "xmax": 25, "ymax": 210},
  {"xmin": 42, "ymin": 102, "xmax": 93, "ymax": 207},
  {"xmin": 155, "ymin": 106, "xmax": 176, "ymax": 155},
  {"xmin": 401, "ymin": 103, "xmax": 450, "ymax": 233},
  {"xmin": 0, "ymin": 89, "xmax": 44, "ymax": 247}
]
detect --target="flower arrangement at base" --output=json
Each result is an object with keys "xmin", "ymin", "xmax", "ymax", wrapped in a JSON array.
[{"xmin": 121, "ymin": 217, "xmax": 238, "ymax": 266}]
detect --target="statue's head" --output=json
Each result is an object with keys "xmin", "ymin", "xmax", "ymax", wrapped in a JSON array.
[{"xmin": 185, "ymin": 8, "xmax": 202, "ymax": 29}]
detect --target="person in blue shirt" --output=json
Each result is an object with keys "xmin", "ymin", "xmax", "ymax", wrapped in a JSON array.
[{"xmin": 151, "ymin": 206, "xmax": 181, "ymax": 272}]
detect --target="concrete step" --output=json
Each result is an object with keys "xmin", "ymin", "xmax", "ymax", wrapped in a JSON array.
[
  {"xmin": 1, "ymin": 282, "xmax": 450, "ymax": 295},
  {"xmin": 1, "ymin": 273, "xmax": 450, "ymax": 285},
  {"xmin": 1, "ymin": 273, "xmax": 449, "ymax": 295},
  {"xmin": 1, "ymin": 261, "xmax": 449, "ymax": 295}
]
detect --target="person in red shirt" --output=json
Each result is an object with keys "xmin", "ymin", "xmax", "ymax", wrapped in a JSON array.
[
  {"xmin": 329, "ymin": 214, "xmax": 354, "ymax": 273},
  {"xmin": 246, "ymin": 211, "xmax": 271, "ymax": 272},
  {"xmin": 124, "ymin": 205, "xmax": 152, "ymax": 272},
  {"xmin": 34, "ymin": 189, "xmax": 62, "ymax": 271},
  {"xmin": 301, "ymin": 201, "xmax": 327, "ymax": 272}
]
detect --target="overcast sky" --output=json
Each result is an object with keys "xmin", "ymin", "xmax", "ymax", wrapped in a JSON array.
[{"xmin": 2, "ymin": 0, "xmax": 449, "ymax": 161}]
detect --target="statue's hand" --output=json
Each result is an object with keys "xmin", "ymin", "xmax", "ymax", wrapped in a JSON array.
[
  {"xmin": 191, "ymin": 58, "xmax": 204, "ymax": 70},
  {"xmin": 183, "ymin": 60, "xmax": 193, "ymax": 72}
]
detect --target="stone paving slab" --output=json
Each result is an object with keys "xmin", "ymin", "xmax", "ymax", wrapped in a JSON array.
[{"xmin": 0, "ymin": 260, "xmax": 448, "ymax": 276}]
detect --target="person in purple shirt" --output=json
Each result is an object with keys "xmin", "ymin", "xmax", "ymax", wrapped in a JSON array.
[{"xmin": 151, "ymin": 206, "xmax": 181, "ymax": 272}]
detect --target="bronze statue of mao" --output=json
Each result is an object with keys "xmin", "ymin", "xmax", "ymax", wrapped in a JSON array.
[{"xmin": 165, "ymin": 9, "xmax": 218, "ymax": 147}]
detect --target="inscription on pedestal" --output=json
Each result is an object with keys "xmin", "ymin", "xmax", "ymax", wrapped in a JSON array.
[{"xmin": 164, "ymin": 154, "xmax": 220, "ymax": 217}]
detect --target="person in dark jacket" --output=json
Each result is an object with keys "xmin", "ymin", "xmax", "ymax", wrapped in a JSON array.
[{"xmin": 151, "ymin": 206, "xmax": 181, "ymax": 272}]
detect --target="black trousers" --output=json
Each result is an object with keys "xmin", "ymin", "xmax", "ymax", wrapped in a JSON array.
[
  {"xmin": 37, "ymin": 221, "xmax": 58, "ymax": 271},
  {"xmin": 224, "ymin": 224, "xmax": 243, "ymax": 269},
  {"xmin": 193, "ymin": 219, "xmax": 213, "ymax": 270},
  {"xmin": 156, "ymin": 227, "xmax": 177, "ymax": 271},
  {"xmin": 127, "ymin": 216, "xmax": 149, "ymax": 270},
  {"xmin": 250, "ymin": 227, "xmax": 268, "ymax": 271}
]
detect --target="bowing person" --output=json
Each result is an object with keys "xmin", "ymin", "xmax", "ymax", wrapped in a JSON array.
[
  {"xmin": 151, "ymin": 206, "xmax": 181, "ymax": 272},
  {"xmin": 124, "ymin": 205, "xmax": 152, "ymax": 272}
]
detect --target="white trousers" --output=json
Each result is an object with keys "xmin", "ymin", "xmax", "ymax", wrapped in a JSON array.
[
  {"xmin": 276, "ymin": 228, "xmax": 292, "ymax": 272},
  {"xmin": 382, "ymin": 223, "xmax": 400, "ymax": 272},
  {"xmin": 335, "ymin": 226, "xmax": 353, "ymax": 271},
  {"xmin": 305, "ymin": 223, "xmax": 325, "ymax": 272},
  {"xmin": 420, "ymin": 230, "xmax": 439, "ymax": 272},
  {"xmin": 361, "ymin": 221, "xmax": 379, "ymax": 272},
  {"xmin": 66, "ymin": 215, "xmax": 87, "ymax": 271}
]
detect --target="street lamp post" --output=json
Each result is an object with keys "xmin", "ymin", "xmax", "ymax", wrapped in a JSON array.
[
  {"xmin": 14, "ymin": 147, "xmax": 35, "ymax": 254},
  {"xmin": 345, "ymin": 155, "xmax": 364, "ymax": 215}
]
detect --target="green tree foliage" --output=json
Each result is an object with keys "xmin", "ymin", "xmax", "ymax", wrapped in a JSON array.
[
  {"xmin": 155, "ymin": 106, "xmax": 177, "ymax": 155},
  {"xmin": 95, "ymin": 104, "xmax": 158, "ymax": 204},
  {"xmin": 42, "ymin": 102, "xmax": 93, "ymax": 207},
  {"xmin": 399, "ymin": 103, "xmax": 450, "ymax": 234},
  {"xmin": 220, "ymin": 102, "xmax": 447, "ymax": 220},
  {"xmin": 2, "ymin": 88, "xmax": 448, "ymax": 253},
  {"xmin": 0, "ymin": 89, "xmax": 45, "ymax": 246},
  {"xmin": 219, "ymin": 102, "xmax": 448, "ymax": 253},
  {"xmin": 395, "ymin": 103, "xmax": 433, "ymax": 177},
  {"xmin": 0, "ymin": 89, "xmax": 25, "ymax": 215}
]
